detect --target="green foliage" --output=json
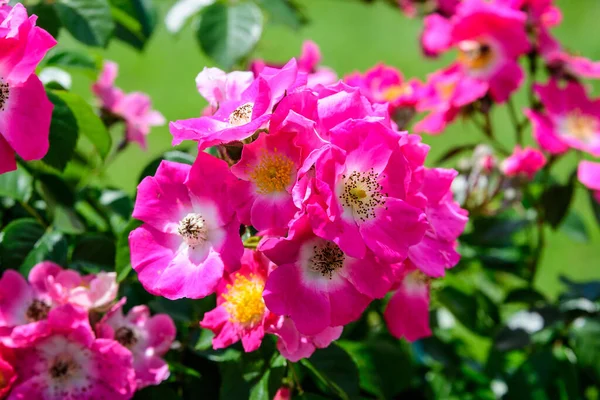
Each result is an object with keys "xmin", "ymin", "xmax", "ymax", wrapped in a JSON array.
[{"xmin": 55, "ymin": 0, "xmax": 115, "ymax": 47}]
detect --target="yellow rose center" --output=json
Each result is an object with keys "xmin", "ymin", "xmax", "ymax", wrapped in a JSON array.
[
  {"xmin": 222, "ymin": 273, "xmax": 266, "ymax": 327},
  {"xmin": 380, "ymin": 84, "xmax": 412, "ymax": 102},
  {"xmin": 564, "ymin": 110, "xmax": 597, "ymax": 142},
  {"xmin": 457, "ymin": 40, "xmax": 494, "ymax": 71},
  {"xmin": 249, "ymin": 150, "xmax": 295, "ymax": 194}
]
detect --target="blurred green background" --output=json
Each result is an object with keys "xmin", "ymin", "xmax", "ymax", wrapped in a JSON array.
[{"xmin": 63, "ymin": 0, "xmax": 600, "ymax": 298}]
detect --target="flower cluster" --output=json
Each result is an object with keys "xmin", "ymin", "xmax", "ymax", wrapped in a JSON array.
[
  {"xmin": 0, "ymin": 2, "xmax": 56, "ymax": 175},
  {"xmin": 92, "ymin": 61, "xmax": 165, "ymax": 150},
  {"xmin": 129, "ymin": 53, "xmax": 468, "ymax": 361},
  {"xmin": 0, "ymin": 263, "xmax": 175, "ymax": 398}
]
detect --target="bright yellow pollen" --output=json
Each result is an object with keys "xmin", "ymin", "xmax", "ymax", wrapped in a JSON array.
[
  {"xmin": 222, "ymin": 273, "xmax": 266, "ymax": 327},
  {"xmin": 350, "ymin": 187, "xmax": 367, "ymax": 199},
  {"xmin": 457, "ymin": 40, "xmax": 494, "ymax": 70},
  {"xmin": 565, "ymin": 110, "xmax": 597, "ymax": 142},
  {"xmin": 249, "ymin": 150, "xmax": 294, "ymax": 194}
]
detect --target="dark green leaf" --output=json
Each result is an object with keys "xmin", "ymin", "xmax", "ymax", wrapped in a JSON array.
[
  {"xmin": 27, "ymin": 3, "xmax": 62, "ymax": 38},
  {"xmin": 133, "ymin": 385, "xmax": 182, "ymax": 399},
  {"xmin": 589, "ymin": 189, "xmax": 600, "ymax": 227},
  {"xmin": 43, "ymin": 90, "xmax": 79, "ymax": 172},
  {"xmin": 302, "ymin": 343, "xmax": 359, "ymax": 399},
  {"xmin": 559, "ymin": 275, "xmax": 600, "ymax": 302},
  {"xmin": 196, "ymin": 2, "xmax": 263, "ymax": 69},
  {"xmin": 560, "ymin": 211, "xmax": 590, "ymax": 243},
  {"xmin": 71, "ymin": 233, "xmax": 116, "ymax": 273},
  {"xmin": 541, "ymin": 173, "xmax": 576, "ymax": 229},
  {"xmin": 494, "ymin": 327, "xmax": 531, "ymax": 351},
  {"xmin": 436, "ymin": 287, "xmax": 500, "ymax": 336},
  {"xmin": 44, "ymin": 49, "xmax": 101, "ymax": 78},
  {"xmin": 258, "ymin": 0, "xmax": 306, "ymax": 30},
  {"xmin": 53, "ymin": 206, "xmax": 86, "ymax": 234},
  {"xmin": 55, "ymin": 0, "xmax": 115, "ymax": 47},
  {"xmin": 37, "ymin": 171, "xmax": 76, "ymax": 207},
  {"xmin": 338, "ymin": 339, "xmax": 413, "ymax": 398},
  {"xmin": 51, "ymin": 90, "xmax": 112, "ymax": 160},
  {"xmin": 505, "ymin": 288, "xmax": 548, "ymax": 305},
  {"xmin": 249, "ymin": 368, "xmax": 270, "ymax": 400},
  {"xmin": 0, "ymin": 219, "xmax": 45, "ymax": 270},
  {"xmin": 0, "ymin": 168, "xmax": 33, "ymax": 202},
  {"xmin": 21, "ymin": 231, "xmax": 68, "ymax": 276},
  {"xmin": 110, "ymin": 0, "xmax": 157, "ymax": 50},
  {"xmin": 570, "ymin": 318, "xmax": 600, "ymax": 381},
  {"xmin": 115, "ymin": 218, "xmax": 142, "ymax": 282}
]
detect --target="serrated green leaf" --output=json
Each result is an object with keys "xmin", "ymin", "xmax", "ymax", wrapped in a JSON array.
[
  {"xmin": 302, "ymin": 343, "xmax": 359, "ymax": 399},
  {"xmin": 50, "ymin": 90, "xmax": 112, "ymax": 161},
  {"xmin": 0, "ymin": 219, "xmax": 45, "ymax": 271},
  {"xmin": 0, "ymin": 167, "xmax": 33, "ymax": 202},
  {"xmin": 196, "ymin": 2, "xmax": 263, "ymax": 69},
  {"xmin": 110, "ymin": 0, "xmax": 157, "ymax": 49},
  {"xmin": 55, "ymin": 0, "xmax": 115, "ymax": 47},
  {"xmin": 165, "ymin": 0, "xmax": 215, "ymax": 34},
  {"xmin": 44, "ymin": 49, "xmax": 101, "ymax": 78},
  {"xmin": 43, "ymin": 90, "xmax": 79, "ymax": 172}
]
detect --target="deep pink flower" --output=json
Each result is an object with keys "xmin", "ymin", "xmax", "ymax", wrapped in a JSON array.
[
  {"xmin": 96, "ymin": 298, "xmax": 176, "ymax": 388},
  {"xmin": 298, "ymin": 119, "xmax": 429, "ymax": 263},
  {"xmin": 260, "ymin": 215, "xmax": 385, "ymax": 335},
  {"xmin": 384, "ymin": 261, "xmax": 432, "ymax": 342},
  {"xmin": 414, "ymin": 64, "xmax": 488, "ymax": 134},
  {"xmin": 344, "ymin": 64, "xmax": 422, "ymax": 112},
  {"xmin": 200, "ymin": 250, "xmax": 275, "ymax": 352},
  {"xmin": 92, "ymin": 61, "xmax": 165, "ymax": 150},
  {"xmin": 578, "ymin": 160, "xmax": 600, "ymax": 203},
  {"xmin": 9, "ymin": 304, "xmax": 136, "ymax": 399},
  {"xmin": 545, "ymin": 52, "xmax": 600, "ymax": 80},
  {"xmin": 0, "ymin": 345, "xmax": 16, "ymax": 398},
  {"xmin": 267, "ymin": 316, "xmax": 342, "ymax": 362},
  {"xmin": 195, "ymin": 67, "xmax": 254, "ymax": 108},
  {"xmin": 527, "ymin": 80, "xmax": 600, "ymax": 156},
  {"xmin": 399, "ymin": 0, "xmax": 459, "ymax": 18},
  {"xmin": 129, "ymin": 154, "xmax": 243, "ymax": 300},
  {"xmin": 0, "ymin": 3, "xmax": 56, "ymax": 175},
  {"xmin": 407, "ymin": 168, "xmax": 468, "ymax": 277},
  {"xmin": 501, "ymin": 146, "xmax": 547, "ymax": 179},
  {"xmin": 170, "ymin": 59, "xmax": 305, "ymax": 150},
  {"xmin": 273, "ymin": 386, "xmax": 292, "ymax": 400}
]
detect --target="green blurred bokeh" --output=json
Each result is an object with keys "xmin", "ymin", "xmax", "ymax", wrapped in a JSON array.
[{"xmin": 64, "ymin": 0, "xmax": 600, "ymax": 298}]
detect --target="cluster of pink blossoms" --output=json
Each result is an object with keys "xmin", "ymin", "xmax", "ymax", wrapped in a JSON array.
[
  {"xmin": 128, "ymin": 53, "xmax": 469, "ymax": 360},
  {"xmin": 92, "ymin": 61, "xmax": 165, "ymax": 150},
  {"xmin": 0, "ymin": 263, "xmax": 175, "ymax": 398},
  {"xmin": 0, "ymin": 2, "xmax": 55, "ymax": 175}
]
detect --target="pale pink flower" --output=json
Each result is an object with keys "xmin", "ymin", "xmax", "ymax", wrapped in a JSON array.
[
  {"xmin": 96, "ymin": 298, "xmax": 176, "ymax": 388},
  {"xmin": 0, "ymin": 3, "xmax": 56, "ymax": 174},
  {"xmin": 92, "ymin": 61, "xmax": 165, "ymax": 150},
  {"xmin": 501, "ymin": 146, "xmax": 547, "ymax": 179},
  {"xmin": 195, "ymin": 67, "xmax": 254, "ymax": 108},
  {"xmin": 129, "ymin": 154, "xmax": 243, "ymax": 300},
  {"xmin": 200, "ymin": 250, "xmax": 276, "ymax": 352},
  {"xmin": 268, "ymin": 316, "xmax": 342, "ymax": 362},
  {"xmin": 578, "ymin": 160, "xmax": 600, "ymax": 203},
  {"xmin": 526, "ymin": 80, "xmax": 600, "ymax": 156},
  {"xmin": 9, "ymin": 304, "xmax": 136, "ymax": 399}
]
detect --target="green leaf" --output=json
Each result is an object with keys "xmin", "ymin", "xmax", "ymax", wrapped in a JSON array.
[
  {"xmin": 43, "ymin": 90, "xmax": 79, "ymax": 172},
  {"xmin": 257, "ymin": 0, "xmax": 306, "ymax": 30},
  {"xmin": 249, "ymin": 368, "xmax": 270, "ymax": 400},
  {"xmin": 560, "ymin": 211, "xmax": 590, "ymax": 243},
  {"xmin": 338, "ymin": 339, "xmax": 413, "ymax": 399},
  {"xmin": 37, "ymin": 171, "xmax": 76, "ymax": 207},
  {"xmin": 165, "ymin": 0, "xmax": 215, "ymax": 34},
  {"xmin": 196, "ymin": 2, "xmax": 264, "ymax": 69},
  {"xmin": 541, "ymin": 172, "xmax": 576, "ymax": 229},
  {"xmin": 27, "ymin": 3, "xmax": 62, "ymax": 38},
  {"xmin": 504, "ymin": 288, "xmax": 548, "ymax": 305},
  {"xmin": 0, "ymin": 219, "xmax": 45, "ymax": 270},
  {"xmin": 71, "ymin": 234, "xmax": 116, "ymax": 273},
  {"xmin": 110, "ymin": 0, "xmax": 157, "ymax": 50},
  {"xmin": 20, "ymin": 231, "xmax": 68, "ymax": 276},
  {"xmin": 44, "ymin": 49, "xmax": 101, "ymax": 78},
  {"xmin": 115, "ymin": 218, "xmax": 142, "ymax": 282},
  {"xmin": 588, "ymin": 189, "xmax": 600, "ymax": 227},
  {"xmin": 302, "ymin": 343, "xmax": 359, "ymax": 399},
  {"xmin": 570, "ymin": 317, "xmax": 600, "ymax": 381},
  {"xmin": 436, "ymin": 287, "xmax": 500, "ymax": 336},
  {"xmin": 51, "ymin": 90, "xmax": 112, "ymax": 161},
  {"xmin": 55, "ymin": 0, "xmax": 115, "ymax": 47},
  {"xmin": 0, "ymin": 167, "xmax": 33, "ymax": 202},
  {"xmin": 53, "ymin": 206, "xmax": 86, "ymax": 234}
]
